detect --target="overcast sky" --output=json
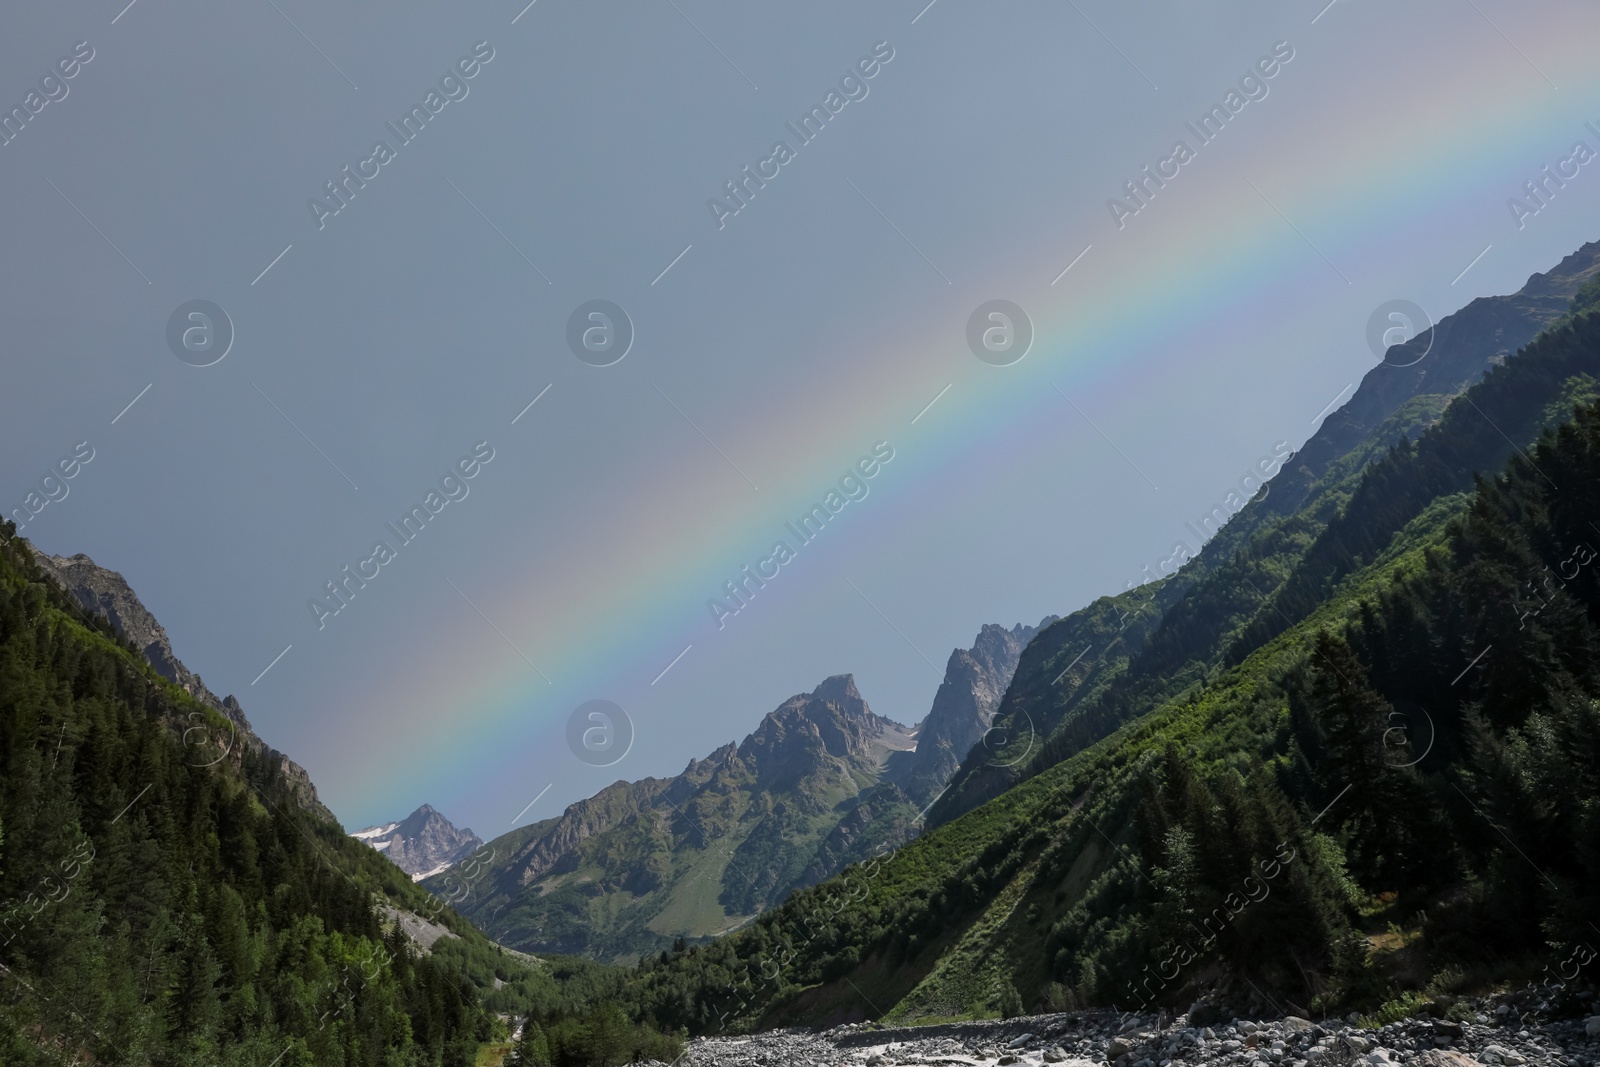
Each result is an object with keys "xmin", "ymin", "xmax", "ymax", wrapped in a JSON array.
[{"xmin": 4, "ymin": 0, "xmax": 1599, "ymax": 838}]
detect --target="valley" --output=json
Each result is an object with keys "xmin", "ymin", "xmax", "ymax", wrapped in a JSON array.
[
  {"xmin": 7, "ymin": 221, "xmax": 1600, "ymax": 1067},
  {"xmin": 10, "ymin": 4, "xmax": 1600, "ymax": 1064}
]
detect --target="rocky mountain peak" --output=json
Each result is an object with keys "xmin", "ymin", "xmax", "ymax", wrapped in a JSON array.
[
  {"xmin": 353, "ymin": 805, "xmax": 484, "ymax": 881},
  {"xmin": 738, "ymin": 673, "xmax": 900, "ymax": 778},
  {"xmin": 887, "ymin": 617, "xmax": 1053, "ymax": 806},
  {"xmin": 809, "ymin": 673, "xmax": 864, "ymax": 709}
]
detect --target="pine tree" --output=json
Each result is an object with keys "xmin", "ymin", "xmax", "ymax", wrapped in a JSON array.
[{"xmin": 510, "ymin": 1019, "xmax": 552, "ymax": 1066}]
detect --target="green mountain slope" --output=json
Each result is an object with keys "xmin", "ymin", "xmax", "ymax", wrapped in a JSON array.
[
  {"xmin": 928, "ymin": 241, "xmax": 1600, "ymax": 828},
  {"xmin": 436, "ymin": 676, "xmax": 926, "ymax": 963},
  {"xmin": 437, "ymin": 619, "xmax": 1049, "ymax": 965},
  {"xmin": 619, "ymin": 241, "xmax": 1600, "ymax": 1034},
  {"xmin": 0, "ymin": 538, "xmax": 675, "ymax": 1066}
]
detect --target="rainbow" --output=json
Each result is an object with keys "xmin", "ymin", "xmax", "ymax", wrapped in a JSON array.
[{"xmin": 326, "ymin": 22, "xmax": 1600, "ymax": 828}]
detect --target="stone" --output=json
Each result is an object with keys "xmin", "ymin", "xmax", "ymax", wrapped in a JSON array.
[
  {"xmin": 1109, "ymin": 1039, "xmax": 1133, "ymax": 1058},
  {"xmin": 1285, "ymin": 1020, "xmax": 1315, "ymax": 1034},
  {"xmin": 1010, "ymin": 1035, "xmax": 1036, "ymax": 1049},
  {"xmin": 1410, "ymin": 1050, "xmax": 1479, "ymax": 1067},
  {"xmin": 1043, "ymin": 1048, "xmax": 1066, "ymax": 1063},
  {"xmin": 1586, "ymin": 1018, "xmax": 1600, "ymax": 1038}
]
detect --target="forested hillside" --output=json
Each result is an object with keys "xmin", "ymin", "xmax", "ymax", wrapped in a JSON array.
[
  {"xmin": 617, "ymin": 263, "xmax": 1600, "ymax": 1034},
  {"xmin": 929, "ymin": 245, "xmax": 1600, "ymax": 827},
  {"xmin": 0, "ymin": 537, "xmax": 677, "ymax": 1066}
]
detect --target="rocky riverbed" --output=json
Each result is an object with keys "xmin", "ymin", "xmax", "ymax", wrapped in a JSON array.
[{"xmin": 663, "ymin": 999, "xmax": 1600, "ymax": 1067}]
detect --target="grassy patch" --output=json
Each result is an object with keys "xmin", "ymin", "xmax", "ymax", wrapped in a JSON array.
[{"xmin": 475, "ymin": 1040, "xmax": 514, "ymax": 1067}]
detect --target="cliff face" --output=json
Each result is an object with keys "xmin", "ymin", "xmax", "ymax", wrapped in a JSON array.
[
  {"xmin": 889, "ymin": 621, "xmax": 1052, "ymax": 808},
  {"xmin": 29, "ymin": 548, "xmax": 332, "ymax": 821}
]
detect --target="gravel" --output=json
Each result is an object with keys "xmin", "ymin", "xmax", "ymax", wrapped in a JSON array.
[{"xmin": 658, "ymin": 995, "xmax": 1600, "ymax": 1067}]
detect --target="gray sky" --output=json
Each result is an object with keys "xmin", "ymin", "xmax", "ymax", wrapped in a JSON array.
[{"xmin": 4, "ymin": 0, "xmax": 1598, "ymax": 837}]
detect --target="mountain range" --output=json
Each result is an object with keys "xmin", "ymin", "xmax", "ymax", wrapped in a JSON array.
[
  {"xmin": 8, "ymin": 236, "xmax": 1600, "ymax": 1060},
  {"xmin": 429, "ymin": 617, "xmax": 1050, "ymax": 962},
  {"xmin": 621, "ymin": 240, "xmax": 1600, "ymax": 1031}
]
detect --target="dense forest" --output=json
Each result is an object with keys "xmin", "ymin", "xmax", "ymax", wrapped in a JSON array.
[{"xmin": 0, "ymin": 537, "xmax": 680, "ymax": 1065}]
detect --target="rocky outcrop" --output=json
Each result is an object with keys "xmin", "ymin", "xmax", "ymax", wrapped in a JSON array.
[
  {"xmin": 28, "ymin": 548, "xmax": 331, "ymax": 820},
  {"xmin": 436, "ymin": 639, "xmax": 1051, "ymax": 960},
  {"xmin": 32, "ymin": 551, "xmax": 240, "ymax": 725},
  {"xmin": 891, "ymin": 620, "xmax": 1054, "ymax": 807},
  {"xmin": 740, "ymin": 674, "xmax": 916, "ymax": 796}
]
